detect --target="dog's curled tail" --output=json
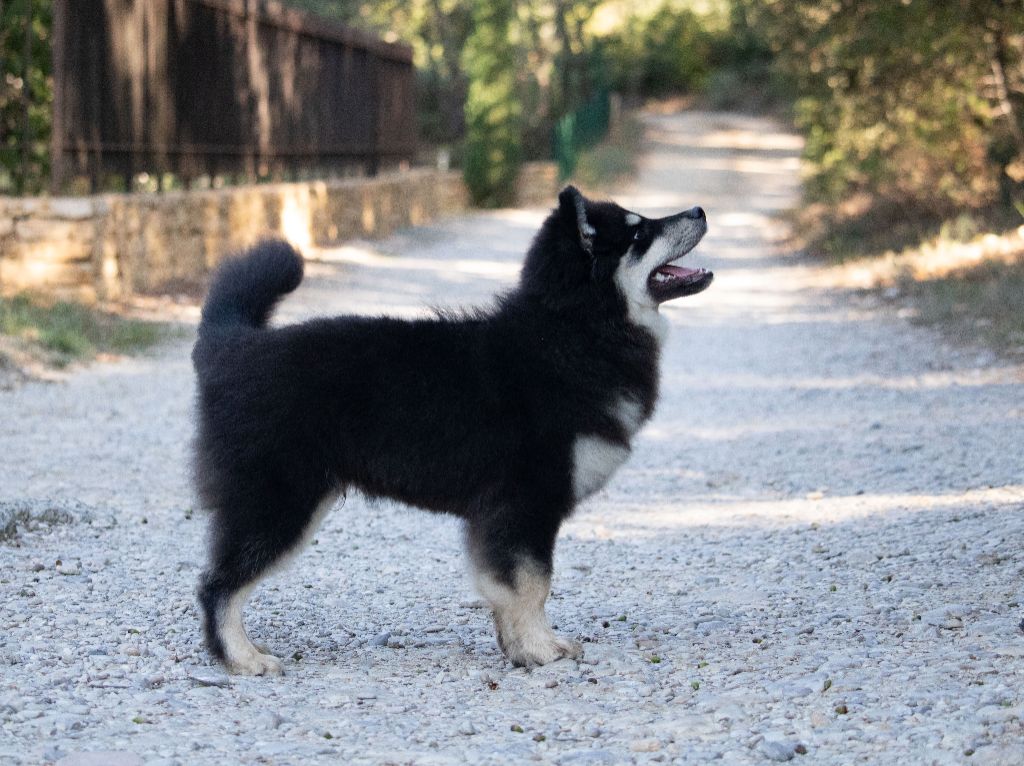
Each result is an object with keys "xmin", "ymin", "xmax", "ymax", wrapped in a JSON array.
[{"xmin": 199, "ymin": 240, "xmax": 304, "ymax": 332}]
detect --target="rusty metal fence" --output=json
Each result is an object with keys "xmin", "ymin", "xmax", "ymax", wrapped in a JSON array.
[{"xmin": 50, "ymin": 0, "xmax": 417, "ymax": 191}]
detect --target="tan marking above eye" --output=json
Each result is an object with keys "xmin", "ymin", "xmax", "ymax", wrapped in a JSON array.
[{"xmin": 625, "ymin": 213, "xmax": 641, "ymax": 226}]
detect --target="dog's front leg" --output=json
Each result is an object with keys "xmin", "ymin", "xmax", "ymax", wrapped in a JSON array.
[
  {"xmin": 479, "ymin": 562, "xmax": 583, "ymax": 667},
  {"xmin": 467, "ymin": 521, "xmax": 582, "ymax": 667}
]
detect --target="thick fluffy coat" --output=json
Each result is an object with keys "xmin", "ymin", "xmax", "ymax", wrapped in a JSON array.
[{"xmin": 193, "ymin": 186, "xmax": 710, "ymax": 674}]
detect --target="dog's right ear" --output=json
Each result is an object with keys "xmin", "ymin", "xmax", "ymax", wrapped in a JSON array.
[{"xmin": 558, "ymin": 185, "xmax": 595, "ymax": 256}]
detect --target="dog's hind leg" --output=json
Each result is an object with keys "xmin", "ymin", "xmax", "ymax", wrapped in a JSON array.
[
  {"xmin": 466, "ymin": 513, "xmax": 583, "ymax": 668},
  {"xmin": 198, "ymin": 490, "xmax": 336, "ymax": 676}
]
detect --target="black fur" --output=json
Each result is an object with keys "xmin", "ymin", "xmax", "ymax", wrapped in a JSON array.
[
  {"xmin": 193, "ymin": 188, "xmax": 696, "ymax": 667},
  {"xmin": 197, "ymin": 240, "xmax": 304, "ymax": 330}
]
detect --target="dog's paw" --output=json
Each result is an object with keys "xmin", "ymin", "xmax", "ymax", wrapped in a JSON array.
[
  {"xmin": 225, "ymin": 649, "xmax": 284, "ymax": 677},
  {"xmin": 505, "ymin": 633, "xmax": 584, "ymax": 668}
]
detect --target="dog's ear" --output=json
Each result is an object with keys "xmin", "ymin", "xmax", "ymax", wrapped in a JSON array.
[{"xmin": 558, "ymin": 185, "xmax": 595, "ymax": 256}]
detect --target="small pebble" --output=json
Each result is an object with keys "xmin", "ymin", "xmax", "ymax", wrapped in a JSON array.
[{"xmin": 760, "ymin": 740, "xmax": 796, "ymax": 762}]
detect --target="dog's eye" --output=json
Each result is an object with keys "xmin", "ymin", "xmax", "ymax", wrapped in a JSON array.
[{"xmin": 633, "ymin": 228, "xmax": 645, "ymax": 242}]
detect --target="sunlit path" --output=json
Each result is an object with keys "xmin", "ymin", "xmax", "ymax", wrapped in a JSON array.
[{"xmin": 1, "ymin": 110, "xmax": 1023, "ymax": 765}]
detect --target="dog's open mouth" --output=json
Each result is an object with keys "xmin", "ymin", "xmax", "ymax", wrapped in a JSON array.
[{"xmin": 648, "ymin": 262, "xmax": 713, "ymax": 303}]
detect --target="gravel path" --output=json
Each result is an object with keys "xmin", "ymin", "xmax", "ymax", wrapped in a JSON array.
[{"xmin": 3, "ymin": 111, "xmax": 1024, "ymax": 765}]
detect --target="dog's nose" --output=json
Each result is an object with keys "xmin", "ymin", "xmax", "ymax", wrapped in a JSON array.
[{"xmin": 685, "ymin": 206, "xmax": 706, "ymax": 220}]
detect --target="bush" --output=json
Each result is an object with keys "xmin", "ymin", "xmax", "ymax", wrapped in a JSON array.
[
  {"xmin": 746, "ymin": 0, "xmax": 1024, "ymax": 213},
  {"xmin": 603, "ymin": 5, "xmax": 714, "ymax": 98},
  {"xmin": 461, "ymin": 0, "xmax": 522, "ymax": 207},
  {"xmin": 0, "ymin": 0, "xmax": 52, "ymax": 194}
]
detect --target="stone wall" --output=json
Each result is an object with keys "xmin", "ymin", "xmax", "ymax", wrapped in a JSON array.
[{"xmin": 0, "ymin": 170, "xmax": 468, "ymax": 301}]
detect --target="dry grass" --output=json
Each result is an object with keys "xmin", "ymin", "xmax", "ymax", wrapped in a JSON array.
[
  {"xmin": 896, "ymin": 258, "xmax": 1024, "ymax": 360},
  {"xmin": 799, "ymin": 200, "xmax": 1024, "ymax": 361},
  {"xmin": 791, "ymin": 196, "xmax": 1024, "ymax": 264},
  {"xmin": 829, "ymin": 224, "xmax": 1024, "ymax": 290},
  {"xmin": 0, "ymin": 294, "xmax": 175, "ymax": 376}
]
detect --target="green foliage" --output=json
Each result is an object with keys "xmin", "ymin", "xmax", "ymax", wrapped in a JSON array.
[
  {"xmin": 285, "ymin": 0, "xmax": 614, "ymax": 198},
  {"xmin": 5, "ymin": 0, "xmax": 785, "ymax": 203},
  {"xmin": 701, "ymin": 0, "xmax": 782, "ymax": 112},
  {"xmin": 461, "ymin": 0, "xmax": 522, "ymax": 207},
  {"xmin": 0, "ymin": 294, "xmax": 165, "ymax": 366},
  {"xmin": 589, "ymin": 1, "xmax": 784, "ymax": 116},
  {"xmin": 0, "ymin": 0, "xmax": 53, "ymax": 194},
  {"xmin": 603, "ymin": 5, "xmax": 715, "ymax": 97},
  {"xmin": 745, "ymin": 0, "xmax": 1024, "ymax": 213},
  {"xmin": 554, "ymin": 89, "xmax": 611, "ymax": 179}
]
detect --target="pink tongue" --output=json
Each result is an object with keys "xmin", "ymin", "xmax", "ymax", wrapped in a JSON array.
[{"xmin": 657, "ymin": 265, "xmax": 700, "ymax": 279}]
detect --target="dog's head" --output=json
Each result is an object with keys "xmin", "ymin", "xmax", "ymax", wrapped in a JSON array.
[{"xmin": 521, "ymin": 186, "xmax": 712, "ymax": 325}]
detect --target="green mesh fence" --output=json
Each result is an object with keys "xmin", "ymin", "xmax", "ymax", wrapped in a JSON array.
[{"xmin": 553, "ymin": 89, "xmax": 610, "ymax": 180}]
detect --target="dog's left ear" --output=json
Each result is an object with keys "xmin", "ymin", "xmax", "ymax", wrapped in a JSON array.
[{"xmin": 558, "ymin": 185, "xmax": 595, "ymax": 256}]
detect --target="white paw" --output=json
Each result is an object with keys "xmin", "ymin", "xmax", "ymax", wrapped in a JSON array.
[
  {"xmin": 225, "ymin": 648, "xmax": 284, "ymax": 676},
  {"xmin": 502, "ymin": 630, "xmax": 584, "ymax": 668}
]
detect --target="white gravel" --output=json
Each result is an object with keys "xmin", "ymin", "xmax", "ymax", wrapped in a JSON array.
[{"xmin": 2, "ymin": 111, "xmax": 1024, "ymax": 765}]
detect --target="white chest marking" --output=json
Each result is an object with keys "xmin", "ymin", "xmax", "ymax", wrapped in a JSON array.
[
  {"xmin": 572, "ymin": 396, "xmax": 648, "ymax": 501},
  {"xmin": 614, "ymin": 396, "xmax": 646, "ymax": 437},
  {"xmin": 573, "ymin": 436, "xmax": 630, "ymax": 500},
  {"xmin": 633, "ymin": 306, "xmax": 669, "ymax": 344}
]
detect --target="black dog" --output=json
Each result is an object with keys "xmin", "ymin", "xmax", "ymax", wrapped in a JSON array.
[{"xmin": 193, "ymin": 186, "xmax": 711, "ymax": 674}]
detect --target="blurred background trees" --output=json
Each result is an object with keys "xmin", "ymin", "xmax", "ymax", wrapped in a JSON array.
[
  {"xmin": 0, "ymin": 0, "xmax": 52, "ymax": 194},
  {"xmin": 746, "ymin": 0, "xmax": 1024, "ymax": 217},
  {"xmin": 3, "ymin": 0, "xmax": 1023, "ymax": 219},
  {"xmin": 283, "ymin": 0, "xmax": 743, "ymax": 204},
  {"xmin": 461, "ymin": 0, "xmax": 522, "ymax": 206},
  {"xmin": 286, "ymin": 0, "xmax": 1024, "ymax": 218}
]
